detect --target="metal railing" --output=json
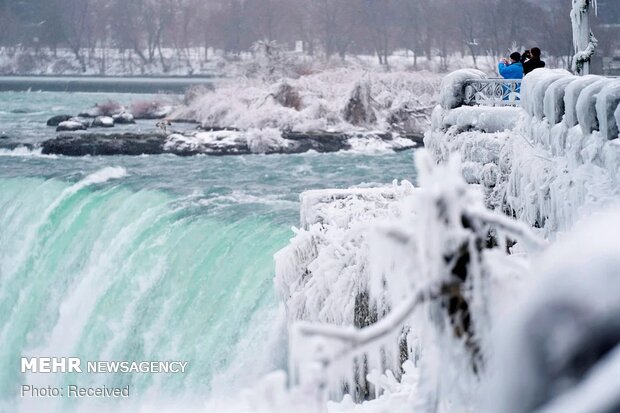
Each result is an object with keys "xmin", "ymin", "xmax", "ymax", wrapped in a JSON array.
[{"xmin": 463, "ymin": 78, "xmax": 522, "ymax": 107}]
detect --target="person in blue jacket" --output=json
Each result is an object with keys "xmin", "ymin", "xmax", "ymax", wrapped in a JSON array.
[
  {"xmin": 498, "ymin": 52, "xmax": 523, "ymax": 100},
  {"xmin": 498, "ymin": 52, "xmax": 524, "ymax": 79}
]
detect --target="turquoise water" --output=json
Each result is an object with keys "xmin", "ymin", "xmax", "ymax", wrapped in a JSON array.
[{"xmin": 0, "ymin": 92, "xmax": 418, "ymax": 412}]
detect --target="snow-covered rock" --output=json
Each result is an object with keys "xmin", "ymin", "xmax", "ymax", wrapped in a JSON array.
[
  {"xmin": 46, "ymin": 114, "xmax": 72, "ymax": 127},
  {"xmin": 91, "ymin": 116, "xmax": 114, "ymax": 128},
  {"xmin": 112, "ymin": 112, "xmax": 135, "ymax": 124},
  {"xmin": 56, "ymin": 119, "xmax": 87, "ymax": 132}
]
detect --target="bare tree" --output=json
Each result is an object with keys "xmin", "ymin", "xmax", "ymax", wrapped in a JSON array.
[
  {"xmin": 1, "ymin": 0, "xmax": 618, "ymax": 73},
  {"xmin": 60, "ymin": 0, "xmax": 92, "ymax": 71}
]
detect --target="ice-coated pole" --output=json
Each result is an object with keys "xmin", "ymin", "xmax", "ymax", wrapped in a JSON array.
[{"xmin": 571, "ymin": 0, "xmax": 598, "ymax": 75}]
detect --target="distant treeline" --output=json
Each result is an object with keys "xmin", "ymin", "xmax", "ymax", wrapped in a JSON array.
[{"xmin": 0, "ymin": 0, "xmax": 618, "ymax": 70}]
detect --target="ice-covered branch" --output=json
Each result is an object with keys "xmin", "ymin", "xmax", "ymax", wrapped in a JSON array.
[
  {"xmin": 293, "ymin": 280, "xmax": 448, "ymax": 350},
  {"xmin": 465, "ymin": 207, "xmax": 547, "ymax": 250}
]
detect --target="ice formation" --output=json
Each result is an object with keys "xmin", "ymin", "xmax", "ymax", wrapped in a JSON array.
[
  {"xmin": 269, "ymin": 67, "xmax": 620, "ymax": 413},
  {"xmin": 488, "ymin": 206, "xmax": 620, "ymax": 413},
  {"xmin": 275, "ymin": 150, "xmax": 544, "ymax": 410},
  {"xmin": 275, "ymin": 181, "xmax": 417, "ymax": 327}
]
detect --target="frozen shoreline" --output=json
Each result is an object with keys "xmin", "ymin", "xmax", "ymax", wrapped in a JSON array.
[
  {"xmin": 35, "ymin": 130, "xmax": 422, "ymax": 157},
  {"xmin": 0, "ymin": 75, "xmax": 217, "ymax": 93}
]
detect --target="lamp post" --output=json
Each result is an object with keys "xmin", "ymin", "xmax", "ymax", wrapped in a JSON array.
[{"xmin": 571, "ymin": 0, "xmax": 599, "ymax": 75}]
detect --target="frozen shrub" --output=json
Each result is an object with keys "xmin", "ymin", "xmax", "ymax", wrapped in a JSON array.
[
  {"xmin": 95, "ymin": 100, "xmax": 124, "ymax": 117},
  {"xmin": 249, "ymin": 40, "xmax": 293, "ymax": 81},
  {"xmin": 343, "ymin": 80, "xmax": 377, "ymax": 126},
  {"xmin": 292, "ymin": 63, "xmax": 317, "ymax": 77},
  {"xmin": 130, "ymin": 100, "xmax": 170, "ymax": 119},
  {"xmin": 273, "ymin": 82, "xmax": 302, "ymax": 111},
  {"xmin": 51, "ymin": 59, "xmax": 78, "ymax": 74},
  {"xmin": 184, "ymin": 84, "xmax": 214, "ymax": 106},
  {"xmin": 15, "ymin": 53, "xmax": 36, "ymax": 73}
]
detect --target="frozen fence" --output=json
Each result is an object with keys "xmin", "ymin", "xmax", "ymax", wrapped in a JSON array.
[
  {"xmin": 438, "ymin": 69, "xmax": 521, "ymax": 109},
  {"xmin": 441, "ymin": 68, "xmax": 620, "ymax": 141},
  {"xmin": 463, "ymin": 79, "xmax": 522, "ymax": 107},
  {"xmin": 521, "ymin": 69, "xmax": 620, "ymax": 140}
]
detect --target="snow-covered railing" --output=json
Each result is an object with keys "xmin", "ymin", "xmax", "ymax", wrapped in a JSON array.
[
  {"xmin": 521, "ymin": 69, "xmax": 620, "ymax": 141},
  {"xmin": 439, "ymin": 69, "xmax": 520, "ymax": 110},
  {"xmin": 463, "ymin": 79, "xmax": 522, "ymax": 107},
  {"xmin": 440, "ymin": 69, "xmax": 620, "ymax": 142},
  {"xmin": 299, "ymin": 186, "xmax": 410, "ymax": 229}
]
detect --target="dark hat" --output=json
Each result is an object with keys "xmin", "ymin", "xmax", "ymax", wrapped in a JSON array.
[{"xmin": 510, "ymin": 52, "xmax": 521, "ymax": 62}]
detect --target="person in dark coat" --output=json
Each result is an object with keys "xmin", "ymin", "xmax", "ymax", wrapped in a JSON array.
[{"xmin": 521, "ymin": 47, "xmax": 546, "ymax": 75}]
